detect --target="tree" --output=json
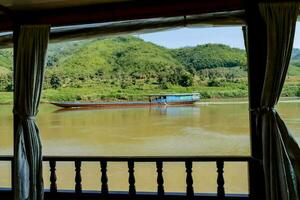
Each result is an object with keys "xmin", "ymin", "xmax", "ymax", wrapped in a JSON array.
[
  {"xmin": 157, "ymin": 72, "xmax": 170, "ymax": 89},
  {"xmin": 207, "ymin": 79, "xmax": 223, "ymax": 87},
  {"xmin": 0, "ymin": 72, "xmax": 13, "ymax": 92},
  {"xmin": 5, "ymin": 83, "xmax": 13, "ymax": 92},
  {"xmin": 120, "ymin": 79, "xmax": 131, "ymax": 89},
  {"xmin": 178, "ymin": 72, "xmax": 193, "ymax": 87},
  {"xmin": 95, "ymin": 68, "xmax": 104, "ymax": 79},
  {"xmin": 50, "ymin": 74, "xmax": 61, "ymax": 89},
  {"xmin": 225, "ymin": 72, "xmax": 236, "ymax": 82}
]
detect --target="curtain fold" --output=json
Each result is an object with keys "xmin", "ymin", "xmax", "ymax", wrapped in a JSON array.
[
  {"xmin": 245, "ymin": 2, "xmax": 300, "ymax": 200},
  {"xmin": 13, "ymin": 25, "xmax": 50, "ymax": 200}
]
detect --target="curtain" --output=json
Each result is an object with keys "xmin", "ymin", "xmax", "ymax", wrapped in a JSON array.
[
  {"xmin": 13, "ymin": 25, "xmax": 50, "ymax": 200},
  {"xmin": 245, "ymin": 2, "xmax": 300, "ymax": 200}
]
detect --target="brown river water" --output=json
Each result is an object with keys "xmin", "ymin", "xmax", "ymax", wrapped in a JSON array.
[{"xmin": 0, "ymin": 99, "xmax": 300, "ymax": 194}]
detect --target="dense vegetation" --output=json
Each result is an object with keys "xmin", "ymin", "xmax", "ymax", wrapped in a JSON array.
[
  {"xmin": 0, "ymin": 35, "xmax": 299, "ymax": 103},
  {"xmin": 173, "ymin": 44, "xmax": 247, "ymax": 72}
]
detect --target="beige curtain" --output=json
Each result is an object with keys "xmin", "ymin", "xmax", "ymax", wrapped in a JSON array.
[
  {"xmin": 245, "ymin": 2, "xmax": 300, "ymax": 200},
  {"xmin": 13, "ymin": 25, "xmax": 50, "ymax": 200}
]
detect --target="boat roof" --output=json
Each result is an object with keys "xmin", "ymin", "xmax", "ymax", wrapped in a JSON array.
[{"xmin": 148, "ymin": 93, "xmax": 200, "ymax": 97}]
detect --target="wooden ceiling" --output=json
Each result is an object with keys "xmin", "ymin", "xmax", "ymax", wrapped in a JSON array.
[
  {"xmin": 0, "ymin": 0, "xmax": 244, "ymax": 32},
  {"xmin": 0, "ymin": 0, "xmax": 297, "ymax": 45},
  {"xmin": 0, "ymin": 0, "xmax": 130, "ymax": 11}
]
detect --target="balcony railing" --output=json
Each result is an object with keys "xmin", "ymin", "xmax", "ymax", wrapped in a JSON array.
[{"xmin": 0, "ymin": 155, "xmax": 252, "ymax": 200}]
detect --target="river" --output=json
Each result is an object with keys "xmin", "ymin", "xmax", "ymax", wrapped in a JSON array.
[{"xmin": 0, "ymin": 99, "xmax": 300, "ymax": 194}]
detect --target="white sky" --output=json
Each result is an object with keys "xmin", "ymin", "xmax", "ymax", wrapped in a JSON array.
[{"xmin": 138, "ymin": 22, "xmax": 300, "ymax": 49}]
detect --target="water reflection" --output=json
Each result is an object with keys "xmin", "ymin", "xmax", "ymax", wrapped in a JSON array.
[
  {"xmin": 2, "ymin": 102, "xmax": 300, "ymax": 157},
  {"xmin": 148, "ymin": 105, "xmax": 200, "ymax": 116}
]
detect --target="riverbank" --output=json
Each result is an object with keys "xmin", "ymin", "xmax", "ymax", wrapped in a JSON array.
[
  {"xmin": 197, "ymin": 97, "xmax": 300, "ymax": 105},
  {"xmin": 0, "ymin": 81, "xmax": 299, "ymax": 104}
]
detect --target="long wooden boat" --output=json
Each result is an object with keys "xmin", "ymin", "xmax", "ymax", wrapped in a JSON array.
[{"xmin": 50, "ymin": 93, "xmax": 200, "ymax": 109}]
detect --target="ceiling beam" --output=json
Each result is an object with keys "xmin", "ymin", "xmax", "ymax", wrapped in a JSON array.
[
  {"xmin": 0, "ymin": 10, "xmax": 245, "ymax": 48},
  {"xmin": 0, "ymin": 0, "xmax": 244, "ymax": 32}
]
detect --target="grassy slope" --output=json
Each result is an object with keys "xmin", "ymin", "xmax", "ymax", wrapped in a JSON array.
[{"xmin": 47, "ymin": 36, "xmax": 181, "ymax": 78}]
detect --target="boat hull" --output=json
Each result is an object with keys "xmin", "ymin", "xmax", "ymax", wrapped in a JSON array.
[{"xmin": 50, "ymin": 100, "xmax": 197, "ymax": 109}]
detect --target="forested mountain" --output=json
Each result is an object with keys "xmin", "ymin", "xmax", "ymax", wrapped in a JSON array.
[
  {"xmin": 46, "ymin": 37, "xmax": 248, "ymax": 73},
  {"xmin": 41, "ymin": 36, "xmax": 251, "ymax": 90},
  {"xmin": 0, "ymin": 35, "xmax": 299, "ymax": 100},
  {"xmin": 2, "ymin": 36, "xmax": 300, "ymax": 78}
]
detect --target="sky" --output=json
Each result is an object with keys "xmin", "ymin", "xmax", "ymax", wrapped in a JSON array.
[{"xmin": 138, "ymin": 22, "xmax": 300, "ymax": 49}]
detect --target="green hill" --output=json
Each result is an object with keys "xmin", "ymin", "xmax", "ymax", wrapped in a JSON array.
[
  {"xmin": 3, "ymin": 36, "xmax": 300, "ymax": 81},
  {"xmin": 0, "ymin": 35, "xmax": 300, "ymax": 101},
  {"xmin": 46, "ymin": 36, "xmax": 181, "ymax": 79},
  {"xmin": 44, "ymin": 37, "xmax": 251, "ymax": 89},
  {"xmin": 173, "ymin": 44, "xmax": 247, "ymax": 72}
]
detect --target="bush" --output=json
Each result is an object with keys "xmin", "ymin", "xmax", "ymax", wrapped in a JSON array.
[
  {"xmin": 5, "ymin": 83, "xmax": 13, "ymax": 92},
  {"xmin": 95, "ymin": 68, "xmax": 104, "ymax": 79},
  {"xmin": 297, "ymin": 90, "xmax": 300, "ymax": 97},
  {"xmin": 0, "ymin": 72, "xmax": 12, "ymax": 92},
  {"xmin": 50, "ymin": 74, "xmax": 61, "ymax": 89},
  {"xmin": 157, "ymin": 73, "xmax": 169, "ymax": 89},
  {"xmin": 159, "ymin": 81, "xmax": 170, "ymax": 89},
  {"xmin": 120, "ymin": 79, "xmax": 131, "ymax": 89},
  {"xmin": 178, "ymin": 72, "xmax": 193, "ymax": 87},
  {"xmin": 199, "ymin": 91, "xmax": 211, "ymax": 99},
  {"xmin": 207, "ymin": 79, "xmax": 223, "ymax": 87},
  {"xmin": 225, "ymin": 72, "xmax": 236, "ymax": 82}
]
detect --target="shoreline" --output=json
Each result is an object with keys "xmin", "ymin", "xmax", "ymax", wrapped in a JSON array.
[
  {"xmin": 198, "ymin": 97, "xmax": 300, "ymax": 105},
  {"xmin": 0, "ymin": 97, "xmax": 299, "ymax": 106}
]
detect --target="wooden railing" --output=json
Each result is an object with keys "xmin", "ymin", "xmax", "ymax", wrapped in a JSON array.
[{"xmin": 0, "ymin": 155, "xmax": 252, "ymax": 200}]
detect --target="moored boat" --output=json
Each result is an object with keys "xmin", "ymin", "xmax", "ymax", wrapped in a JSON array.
[{"xmin": 50, "ymin": 93, "xmax": 200, "ymax": 108}]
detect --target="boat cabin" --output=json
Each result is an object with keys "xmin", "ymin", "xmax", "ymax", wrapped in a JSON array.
[{"xmin": 149, "ymin": 93, "xmax": 200, "ymax": 104}]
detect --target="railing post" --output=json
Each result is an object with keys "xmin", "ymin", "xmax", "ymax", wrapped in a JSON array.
[
  {"xmin": 49, "ymin": 160, "xmax": 57, "ymax": 193},
  {"xmin": 185, "ymin": 160, "xmax": 194, "ymax": 198},
  {"xmin": 156, "ymin": 161, "xmax": 164, "ymax": 197},
  {"xmin": 216, "ymin": 160, "xmax": 225, "ymax": 199},
  {"xmin": 11, "ymin": 158, "xmax": 14, "ymax": 192},
  {"xmin": 100, "ymin": 160, "xmax": 108, "ymax": 196},
  {"xmin": 0, "ymin": 156, "xmax": 254, "ymax": 199},
  {"xmin": 75, "ymin": 160, "xmax": 82, "ymax": 193},
  {"xmin": 128, "ymin": 160, "xmax": 136, "ymax": 196}
]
